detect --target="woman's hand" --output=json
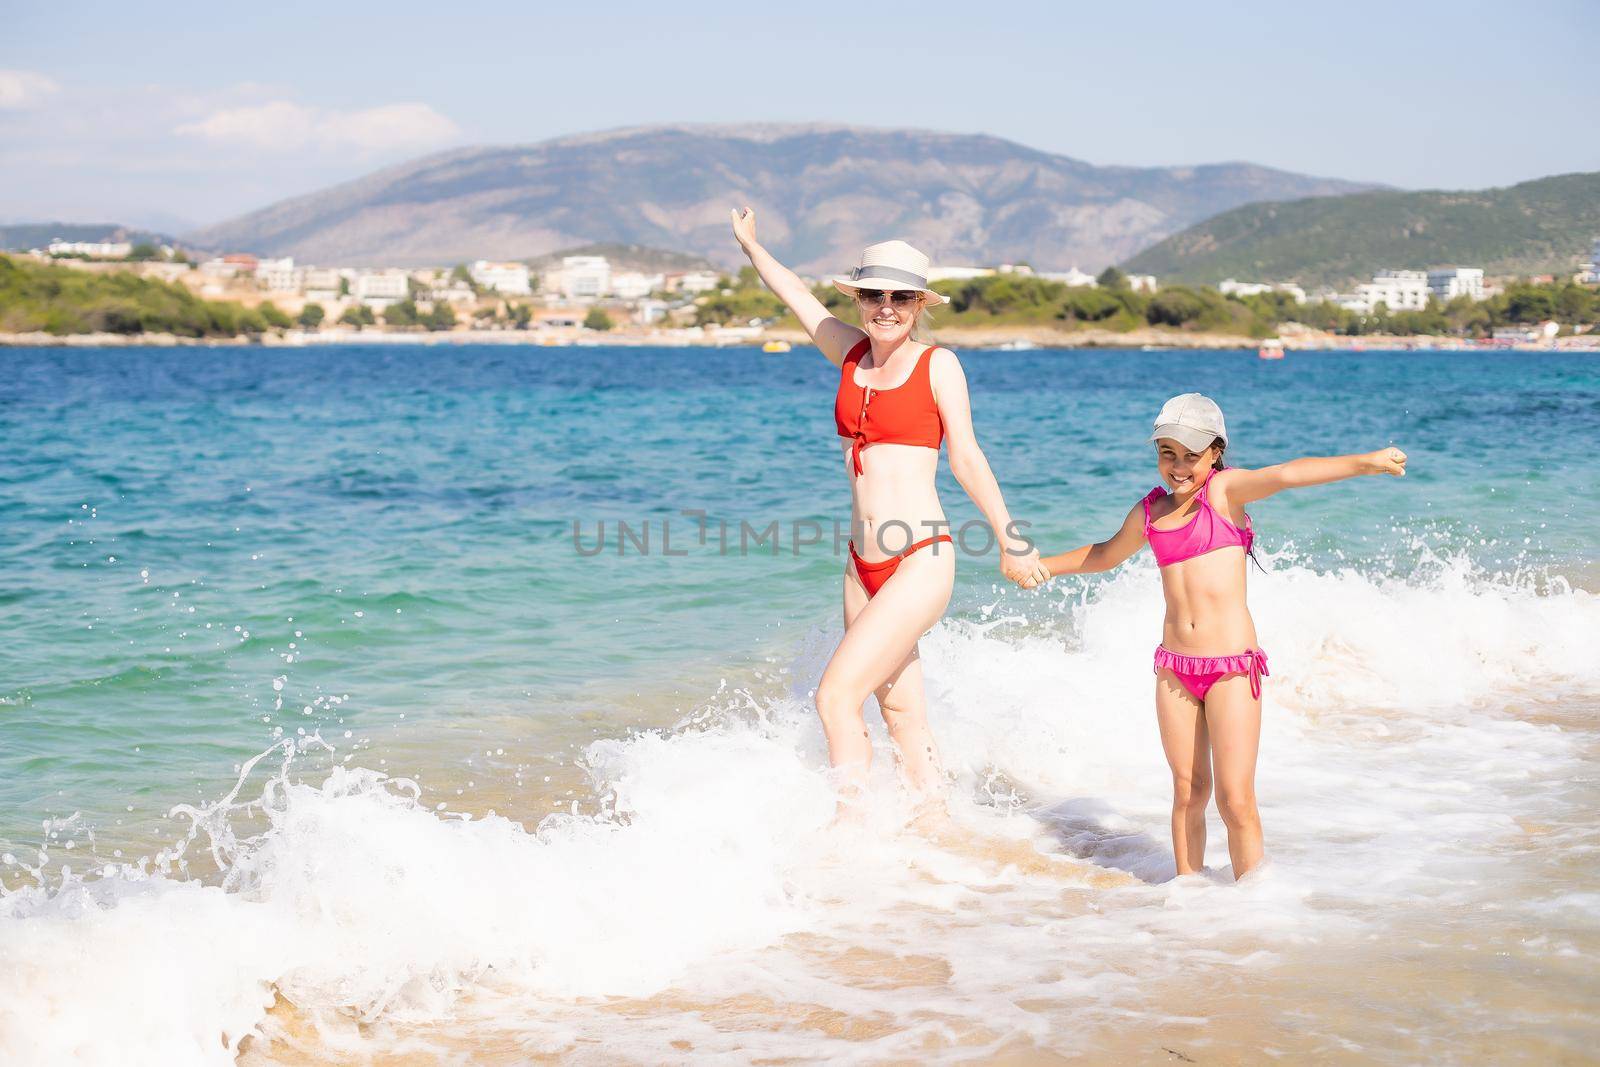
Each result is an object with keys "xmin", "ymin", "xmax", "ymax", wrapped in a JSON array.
[
  {"xmin": 1364, "ymin": 446, "xmax": 1408, "ymax": 477},
  {"xmin": 730, "ymin": 206, "xmax": 759, "ymax": 252},
  {"xmin": 1002, "ymin": 544, "xmax": 1051, "ymax": 589}
]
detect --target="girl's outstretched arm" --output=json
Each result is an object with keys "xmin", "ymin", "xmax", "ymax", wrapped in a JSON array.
[
  {"xmin": 731, "ymin": 206, "xmax": 861, "ymax": 365},
  {"xmin": 1218, "ymin": 447, "xmax": 1407, "ymax": 506},
  {"xmin": 1027, "ymin": 503, "xmax": 1146, "ymax": 587}
]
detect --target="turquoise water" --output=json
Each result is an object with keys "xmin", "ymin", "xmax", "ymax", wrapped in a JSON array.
[
  {"xmin": 3, "ymin": 343, "xmax": 1598, "ymax": 1064},
  {"xmin": 0, "ymin": 344, "xmax": 1593, "ymax": 852}
]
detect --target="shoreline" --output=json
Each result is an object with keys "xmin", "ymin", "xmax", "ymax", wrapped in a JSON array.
[{"xmin": 2, "ymin": 326, "xmax": 1596, "ymax": 352}]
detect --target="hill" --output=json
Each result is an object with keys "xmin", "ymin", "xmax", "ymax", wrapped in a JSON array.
[
  {"xmin": 186, "ymin": 123, "xmax": 1375, "ymax": 272},
  {"xmin": 524, "ymin": 243, "xmax": 713, "ymax": 274},
  {"xmin": 1121, "ymin": 171, "xmax": 1600, "ymax": 287}
]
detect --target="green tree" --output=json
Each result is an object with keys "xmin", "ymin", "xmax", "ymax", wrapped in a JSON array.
[
  {"xmin": 258, "ymin": 302, "xmax": 292, "ymax": 329},
  {"xmin": 298, "ymin": 303, "xmax": 326, "ymax": 328},
  {"xmin": 339, "ymin": 305, "xmax": 373, "ymax": 329},
  {"xmin": 1058, "ymin": 288, "xmax": 1122, "ymax": 322},
  {"xmin": 584, "ymin": 307, "xmax": 614, "ymax": 331},
  {"xmin": 1096, "ymin": 266, "xmax": 1129, "ymax": 290},
  {"xmin": 426, "ymin": 303, "xmax": 457, "ymax": 331},
  {"xmin": 383, "ymin": 300, "xmax": 420, "ymax": 328},
  {"xmin": 127, "ymin": 242, "xmax": 161, "ymax": 262}
]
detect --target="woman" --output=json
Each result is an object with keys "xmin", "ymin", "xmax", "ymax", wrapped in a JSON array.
[{"xmin": 730, "ymin": 207, "xmax": 1048, "ymax": 811}]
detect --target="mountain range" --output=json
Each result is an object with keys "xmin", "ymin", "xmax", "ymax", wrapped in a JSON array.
[
  {"xmin": 185, "ymin": 124, "xmax": 1377, "ymax": 272},
  {"xmin": 1122, "ymin": 171, "xmax": 1600, "ymax": 287}
]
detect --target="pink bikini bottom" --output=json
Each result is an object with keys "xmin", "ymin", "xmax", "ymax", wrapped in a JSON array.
[{"xmin": 1154, "ymin": 646, "xmax": 1269, "ymax": 702}]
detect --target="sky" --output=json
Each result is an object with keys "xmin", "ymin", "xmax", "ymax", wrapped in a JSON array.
[{"xmin": 2, "ymin": 0, "xmax": 1596, "ymax": 233}]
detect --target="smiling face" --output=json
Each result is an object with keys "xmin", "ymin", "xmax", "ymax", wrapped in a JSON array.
[
  {"xmin": 853, "ymin": 288, "xmax": 924, "ymax": 346},
  {"xmin": 1155, "ymin": 436, "xmax": 1224, "ymax": 497}
]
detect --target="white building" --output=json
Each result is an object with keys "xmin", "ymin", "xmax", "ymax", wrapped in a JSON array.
[
  {"xmin": 353, "ymin": 269, "xmax": 410, "ymax": 309},
  {"xmin": 430, "ymin": 281, "xmax": 478, "ymax": 305},
  {"xmin": 48, "ymin": 239, "xmax": 132, "ymax": 259},
  {"xmin": 673, "ymin": 270, "xmax": 721, "ymax": 294},
  {"xmin": 470, "ymin": 260, "xmax": 532, "ymax": 296},
  {"xmin": 559, "ymin": 256, "xmax": 611, "ymax": 300},
  {"xmin": 256, "ymin": 257, "xmax": 302, "ymax": 293},
  {"xmin": 1427, "ymin": 267, "xmax": 1485, "ymax": 302},
  {"xmin": 1039, "ymin": 268, "xmax": 1098, "ymax": 288},
  {"xmin": 1219, "ymin": 278, "xmax": 1307, "ymax": 304},
  {"xmin": 301, "ymin": 268, "xmax": 343, "ymax": 302},
  {"xmin": 611, "ymin": 271, "xmax": 664, "ymax": 300},
  {"xmin": 1580, "ymin": 237, "xmax": 1600, "ymax": 284},
  {"xmin": 1355, "ymin": 270, "xmax": 1430, "ymax": 314},
  {"xmin": 926, "ymin": 266, "xmax": 995, "ymax": 283},
  {"xmin": 1125, "ymin": 274, "xmax": 1158, "ymax": 293},
  {"xmin": 634, "ymin": 298, "xmax": 671, "ymax": 325}
]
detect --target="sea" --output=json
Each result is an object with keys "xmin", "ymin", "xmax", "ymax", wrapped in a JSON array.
[{"xmin": 1, "ymin": 343, "xmax": 1596, "ymax": 1064}]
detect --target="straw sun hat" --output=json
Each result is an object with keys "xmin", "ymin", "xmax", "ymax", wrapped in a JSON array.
[{"xmin": 831, "ymin": 240, "xmax": 946, "ymax": 306}]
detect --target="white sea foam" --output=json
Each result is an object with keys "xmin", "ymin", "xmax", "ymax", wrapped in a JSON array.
[{"xmin": 1, "ymin": 557, "xmax": 1596, "ymax": 1064}]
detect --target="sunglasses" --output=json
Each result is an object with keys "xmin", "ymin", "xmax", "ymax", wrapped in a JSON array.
[{"xmin": 854, "ymin": 289, "xmax": 921, "ymax": 307}]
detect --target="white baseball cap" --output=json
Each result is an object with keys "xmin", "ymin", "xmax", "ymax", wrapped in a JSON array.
[{"xmin": 1150, "ymin": 393, "xmax": 1227, "ymax": 453}]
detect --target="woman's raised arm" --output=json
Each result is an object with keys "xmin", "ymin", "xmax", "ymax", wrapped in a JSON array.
[{"xmin": 732, "ymin": 207, "xmax": 862, "ymax": 365}]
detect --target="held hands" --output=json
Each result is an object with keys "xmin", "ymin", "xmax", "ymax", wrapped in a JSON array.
[
  {"xmin": 1002, "ymin": 544, "xmax": 1051, "ymax": 590},
  {"xmin": 730, "ymin": 206, "xmax": 758, "ymax": 251},
  {"xmin": 1365, "ymin": 446, "xmax": 1408, "ymax": 477}
]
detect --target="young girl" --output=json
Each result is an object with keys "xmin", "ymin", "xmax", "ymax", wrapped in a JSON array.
[{"xmin": 1021, "ymin": 393, "xmax": 1406, "ymax": 880}]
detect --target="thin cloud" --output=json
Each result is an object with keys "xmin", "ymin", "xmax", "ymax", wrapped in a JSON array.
[
  {"xmin": 0, "ymin": 70, "xmax": 60, "ymax": 110},
  {"xmin": 175, "ymin": 100, "xmax": 459, "ymax": 153}
]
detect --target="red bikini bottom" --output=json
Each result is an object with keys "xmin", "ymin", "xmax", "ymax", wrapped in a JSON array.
[{"xmin": 848, "ymin": 535, "xmax": 954, "ymax": 598}]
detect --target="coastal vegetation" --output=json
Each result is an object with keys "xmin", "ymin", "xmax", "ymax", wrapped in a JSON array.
[
  {"xmin": 1123, "ymin": 171, "xmax": 1600, "ymax": 288},
  {"xmin": 0, "ymin": 253, "xmax": 274, "ymax": 337},
  {"xmin": 693, "ymin": 264, "xmax": 1600, "ymax": 339}
]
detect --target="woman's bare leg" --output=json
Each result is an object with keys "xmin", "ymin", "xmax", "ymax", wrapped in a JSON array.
[
  {"xmin": 819, "ymin": 549, "xmax": 954, "ymax": 809},
  {"xmin": 1204, "ymin": 673, "xmax": 1264, "ymax": 879},
  {"xmin": 1155, "ymin": 670, "xmax": 1212, "ymax": 876},
  {"xmin": 873, "ymin": 647, "xmax": 945, "ymax": 797}
]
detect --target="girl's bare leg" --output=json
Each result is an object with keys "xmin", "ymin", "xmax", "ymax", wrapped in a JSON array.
[
  {"xmin": 1155, "ymin": 670, "xmax": 1212, "ymax": 876},
  {"xmin": 1204, "ymin": 673, "xmax": 1264, "ymax": 879},
  {"xmin": 820, "ymin": 549, "xmax": 954, "ymax": 811}
]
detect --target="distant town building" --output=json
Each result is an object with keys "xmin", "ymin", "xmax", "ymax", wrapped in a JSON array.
[
  {"xmin": 611, "ymin": 271, "xmax": 664, "ymax": 301},
  {"xmin": 301, "ymin": 268, "xmax": 343, "ymax": 301},
  {"xmin": 1427, "ymin": 267, "xmax": 1485, "ymax": 302},
  {"xmin": 672, "ymin": 270, "xmax": 721, "ymax": 294},
  {"xmin": 1581, "ymin": 236, "xmax": 1600, "ymax": 284},
  {"xmin": 1124, "ymin": 274, "xmax": 1159, "ymax": 293},
  {"xmin": 1038, "ymin": 268, "xmax": 1098, "ymax": 288},
  {"xmin": 353, "ymin": 269, "xmax": 410, "ymax": 309},
  {"xmin": 48, "ymin": 239, "xmax": 132, "ymax": 259},
  {"xmin": 634, "ymin": 298, "xmax": 671, "ymax": 325},
  {"xmin": 198, "ymin": 254, "xmax": 260, "ymax": 280},
  {"xmin": 256, "ymin": 257, "xmax": 302, "ymax": 293},
  {"xmin": 926, "ymin": 266, "xmax": 994, "ymax": 283},
  {"xmin": 558, "ymin": 256, "xmax": 611, "ymax": 300},
  {"xmin": 469, "ymin": 260, "xmax": 532, "ymax": 296},
  {"xmin": 430, "ymin": 281, "xmax": 478, "ymax": 305},
  {"xmin": 1355, "ymin": 270, "xmax": 1430, "ymax": 314},
  {"xmin": 1220, "ymin": 279, "xmax": 1307, "ymax": 304}
]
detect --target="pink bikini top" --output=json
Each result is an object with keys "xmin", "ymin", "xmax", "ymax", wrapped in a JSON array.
[{"xmin": 1142, "ymin": 473, "xmax": 1253, "ymax": 568}]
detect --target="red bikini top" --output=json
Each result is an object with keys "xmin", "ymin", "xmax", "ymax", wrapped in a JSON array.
[
  {"xmin": 1142, "ymin": 473, "xmax": 1253, "ymax": 568},
  {"xmin": 833, "ymin": 338, "xmax": 945, "ymax": 475}
]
